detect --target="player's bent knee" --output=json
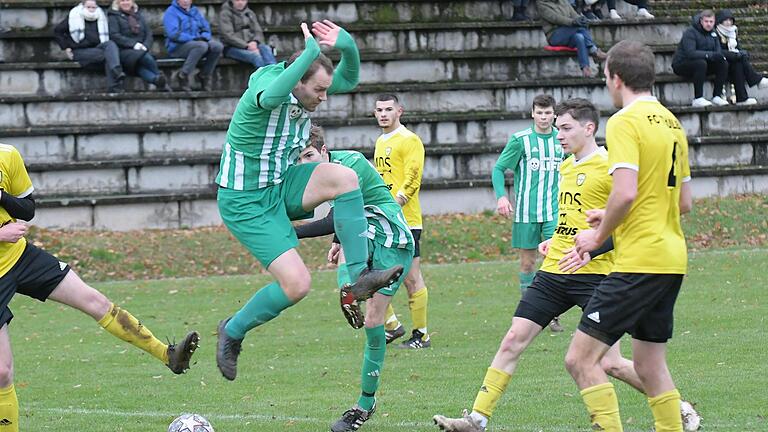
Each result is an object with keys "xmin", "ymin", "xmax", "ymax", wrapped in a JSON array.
[
  {"xmin": 0, "ymin": 362, "xmax": 13, "ymax": 387},
  {"xmin": 564, "ymin": 351, "xmax": 583, "ymax": 376},
  {"xmin": 278, "ymin": 269, "xmax": 312, "ymax": 300},
  {"xmin": 600, "ymin": 357, "xmax": 624, "ymax": 378},
  {"xmin": 498, "ymin": 331, "xmax": 526, "ymax": 360}
]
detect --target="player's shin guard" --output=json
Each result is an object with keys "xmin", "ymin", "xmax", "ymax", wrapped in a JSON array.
[
  {"xmin": 334, "ymin": 189, "xmax": 369, "ymax": 282},
  {"xmin": 226, "ymin": 282, "xmax": 293, "ymax": 339},
  {"xmin": 0, "ymin": 385, "xmax": 18, "ymax": 432},
  {"xmin": 358, "ymin": 325, "xmax": 386, "ymax": 411},
  {"xmin": 408, "ymin": 287, "xmax": 428, "ymax": 333},
  {"xmin": 519, "ymin": 272, "xmax": 535, "ymax": 293},
  {"xmin": 97, "ymin": 303, "xmax": 168, "ymax": 363},
  {"xmin": 384, "ymin": 304, "xmax": 400, "ymax": 331},
  {"xmin": 581, "ymin": 382, "xmax": 623, "ymax": 431},
  {"xmin": 649, "ymin": 389, "xmax": 683, "ymax": 432},
  {"xmin": 472, "ymin": 367, "xmax": 511, "ymax": 420}
]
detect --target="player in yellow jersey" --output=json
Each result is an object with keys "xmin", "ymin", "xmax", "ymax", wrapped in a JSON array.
[
  {"xmin": 567, "ymin": 40, "xmax": 694, "ymax": 432},
  {"xmin": 432, "ymin": 99, "xmax": 699, "ymax": 432},
  {"xmin": 0, "ymin": 144, "xmax": 199, "ymax": 432},
  {"xmin": 372, "ymin": 94, "xmax": 431, "ymax": 348}
]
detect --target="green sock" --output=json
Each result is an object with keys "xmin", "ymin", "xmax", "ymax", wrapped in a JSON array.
[
  {"xmin": 226, "ymin": 282, "xmax": 293, "ymax": 339},
  {"xmin": 337, "ymin": 262, "xmax": 351, "ymax": 288},
  {"xmin": 358, "ymin": 325, "xmax": 385, "ymax": 411},
  {"xmin": 334, "ymin": 189, "xmax": 369, "ymax": 281},
  {"xmin": 519, "ymin": 271, "xmax": 536, "ymax": 294}
]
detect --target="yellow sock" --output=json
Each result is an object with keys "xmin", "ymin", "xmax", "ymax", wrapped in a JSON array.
[
  {"xmin": 0, "ymin": 384, "xmax": 19, "ymax": 432},
  {"xmin": 408, "ymin": 287, "xmax": 428, "ymax": 335},
  {"xmin": 98, "ymin": 303, "xmax": 169, "ymax": 364},
  {"xmin": 648, "ymin": 389, "xmax": 683, "ymax": 432},
  {"xmin": 384, "ymin": 304, "xmax": 400, "ymax": 331},
  {"xmin": 471, "ymin": 367, "xmax": 511, "ymax": 419},
  {"xmin": 580, "ymin": 382, "xmax": 623, "ymax": 431}
]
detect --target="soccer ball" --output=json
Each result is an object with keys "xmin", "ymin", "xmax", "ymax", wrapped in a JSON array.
[{"xmin": 168, "ymin": 413, "xmax": 214, "ymax": 432}]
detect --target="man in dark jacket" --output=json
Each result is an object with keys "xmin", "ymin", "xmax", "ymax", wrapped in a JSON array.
[
  {"xmin": 537, "ymin": 0, "xmax": 608, "ymax": 77},
  {"xmin": 219, "ymin": 0, "xmax": 276, "ymax": 69},
  {"xmin": 163, "ymin": 0, "xmax": 223, "ymax": 91},
  {"xmin": 108, "ymin": 0, "xmax": 171, "ymax": 91},
  {"xmin": 672, "ymin": 10, "xmax": 730, "ymax": 107},
  {"xmin": 53, "ymin": 0, "xmax": 125, "ymax": 93}
]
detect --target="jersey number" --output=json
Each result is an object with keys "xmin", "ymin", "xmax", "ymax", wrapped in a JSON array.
[{"xmin": 667, "ymin": 141, "xmax": 678, "ymax": 187}]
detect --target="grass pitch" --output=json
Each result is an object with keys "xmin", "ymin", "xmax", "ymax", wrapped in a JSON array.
[{"xmin": 10, "ymin": 249, "xmax": 767, "ymax": 431}]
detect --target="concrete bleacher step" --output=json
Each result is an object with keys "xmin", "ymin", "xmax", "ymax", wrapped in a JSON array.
[
  {"xmin": 28, "ymin": 161, "xmax": 768, "ymax": 230},
  {"xmin": 6, "ymin": 0, "xmax": 518, "ymax": 31},
  {"xmin": 6, "ymin": 72, "xmax": 768, "ymax": 130},
  {"xmin": 0, "ymin": 45, "xmax": 679, "ymax": 96},
  {"xmin": 0, "ymin": 18, "xmax": 688, "ymax": 63},
  {"xmin": 21, "ymin": 130, "xmax": 768, "ymax": 198}
]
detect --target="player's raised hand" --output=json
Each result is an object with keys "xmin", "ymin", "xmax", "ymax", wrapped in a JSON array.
[
  {"xmin": 496, "ymin": 196, "xmax": 513, "ymax": 218},
  {"xmin": 537, "ymin": 239, "xmax": 551, "ymax": 257},
  {"xmin": 300, "ymin": 22, "xmax": 312, "ymax": 40},
  {"xmin": 574, "ymin": 228, "xmax": 601, "ymax": 255},
  {"xmin": 311, "ymin": 20, "xmax": 343, "ymax": 47},
  {"xmin": 585, "ymin": 209, "xmax": 605, "ymax": 229},
  {"xmin": 558, "ymin": 247, "xmax": 591, "ymax": 273},
  {"xmin": 0, "ymin": 222, "xmax": 27, "ymax": 243}
]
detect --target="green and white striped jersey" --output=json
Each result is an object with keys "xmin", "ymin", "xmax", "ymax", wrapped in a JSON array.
[
  {"xmin": 216, "ymin": 64, "xmax": 312, "ymax": 190},
  {"xmin": 330, "ymin": 151, "xmax": 414, "ymax": 251},
  {"xmin": 494, "ymin": 126, "xmax": 562, "ymax": 223}
]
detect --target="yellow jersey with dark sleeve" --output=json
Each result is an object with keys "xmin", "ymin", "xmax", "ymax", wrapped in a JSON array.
[
  {"xmin": 540, "ymin": 147, "xmax": 614, "ymax": 275},
  {"xmin": 0, "ymin": 144, "xmax": 35, "ymax": 277},
  {"xmin": 373, "ymin": 125, "xmax": 425, "ymax": 229},
  {"xmin": 606, "ymin": 96, "xmax": 690, "ymax": 274}
]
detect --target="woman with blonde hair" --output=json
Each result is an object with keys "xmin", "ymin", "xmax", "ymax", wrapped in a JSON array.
[
  {"xmin": 108, "ymin": 0, "xmax": 171, "ymax": 91},
  {"xmin": 53, "ymin": 0, "xmax": 125, "ymax": 93}
]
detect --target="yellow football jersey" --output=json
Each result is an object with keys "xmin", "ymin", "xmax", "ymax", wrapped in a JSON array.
[
  {"xmin": 606, "ymin": 96, "xmax": 690, "ymax": 274},
  {"xmin": 0, "ymin": 144, "xmax": 34, "ymax": 276},
  {"xmin": 373, "ymin": 125, "xmax": 424, "ymax": 229},
  {"xmin": 540, "ymin": 147, "xmax": 614, "ymax": 275}
]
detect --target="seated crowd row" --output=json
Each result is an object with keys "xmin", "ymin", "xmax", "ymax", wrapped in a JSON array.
[
  {"xmin": 53, "ymin": 0, "xmax": 276, "ymax": 93},
  {"xmin": 52, "ymin": 0, "xmax": 767, "ymax": 107}
]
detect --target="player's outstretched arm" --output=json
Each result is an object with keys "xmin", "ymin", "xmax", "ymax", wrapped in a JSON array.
[
  {"xmin": 313, "ymin": 20, "xmax": 360, "ymax": 95},
  {"xmin": 258, "ymin": 23, "xmax": 321, "ymax": 109}
]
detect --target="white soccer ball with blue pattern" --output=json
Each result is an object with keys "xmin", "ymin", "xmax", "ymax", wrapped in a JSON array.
[{"xmin": 168, "ymin": 413, "xmax": 214, "ymax": 432}]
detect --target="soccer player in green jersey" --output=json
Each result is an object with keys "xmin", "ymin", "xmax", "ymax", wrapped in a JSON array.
[
  {"xmin": 214, "ymin": 21, "xmax": 403, "ymax": 382},
  {"xmin": 492, "ymin": 94, "xmax": 564, "ymax": 331},
  {"xmin": 293, "ymin": 126, "xmax": 414, "ymax": 431}
]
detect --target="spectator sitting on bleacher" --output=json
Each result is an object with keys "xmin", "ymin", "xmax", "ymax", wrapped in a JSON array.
[
  {"xmin": 537, "ymin": 0, "xmax": 608, "ymax": 78},
  {"xmin": 108, "ymin": 0, "xmax": 172, "ymax": 92},
  {"xmin": 716, "ymin": 9, "xmax": 768, "ymax": 105},
  {"xmin": 218, "ymin": 0, "xmax": 276, "ymax": 70},
  {"xmin": 53, "ymin": 0, "xmax": 125, "ymax": 93},
  {"xmin": 163, "ymin": 0, "xmax": 223, "ymax": 91},
  {"xmin": 672, "ymin": 10, "xmax": 730, "ymax": 107},
  {"xmin": 511, "ymin": 0, "xmax": 530, "ymax": 22},
  {"xmin": 604, "ymin": 0, "xmax": 654, "ymax": 20}
]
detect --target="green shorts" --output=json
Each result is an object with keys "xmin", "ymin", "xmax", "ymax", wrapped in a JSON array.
[
  {"xmin": 338, "ymin": 239, "xmax": 414, "ymax": 297},
  {"xmin": 218, "ymin": 163, "xmax": 318, "ymax": 268},
  {"xmin": 511, "ymin": 220, "xmax": 557, "ymax": 250}
]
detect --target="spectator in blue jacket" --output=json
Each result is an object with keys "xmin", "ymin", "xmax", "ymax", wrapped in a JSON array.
[
  {"xmin": 672, "ymin": 10, "xmax": 730, "ymax": 107},
  {"xmin": 163, "ymin": 0, "xmax": 223, "ymax": 91}
]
